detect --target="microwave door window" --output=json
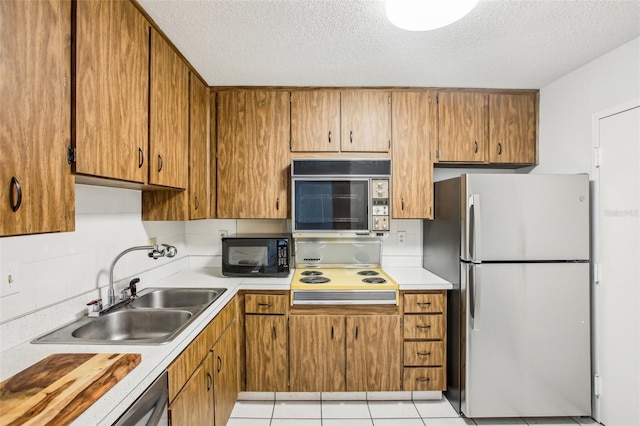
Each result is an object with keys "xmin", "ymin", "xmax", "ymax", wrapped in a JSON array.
[
  {"xmin": 228, "ymin": 247, "xmax": 268, "ymax": 267},
  {"xmin": 295, "ymin": 181, "xmax": 368, "ymax": 231}
]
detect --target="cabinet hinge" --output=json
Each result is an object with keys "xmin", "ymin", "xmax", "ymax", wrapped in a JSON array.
[
  {"xmin": 593, "ymin": 373, "xmax": 601, "ymax": 397},
  {"xmin": 594, "ymin": 147, "xmax": 601, "ymax": 168},
  {"xmin": 435, "ymin": 149, "xmax": 440, "ymax": 159},
  {"xmin": 67, "ymin": 144, "xmax": 76, "ymax": 165},
  {"xmin": 388, "ymin": 95, "xmax": 391, "ymax": 104},
  {"xmin": 63, "ymin": 74, "xmax": 68, "ymax": 88},
  {"xmin": 594, "ymin": 263, "xmax": 601, "ymax": 284},
  {"xmin": 435, "ymin": 95, "xmax": 439, "ymax": 104}
]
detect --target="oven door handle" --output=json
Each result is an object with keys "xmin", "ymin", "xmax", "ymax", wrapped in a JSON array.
[{"xmin": 146, "ymin": 388, "xmax": 168, "ymax": 426}]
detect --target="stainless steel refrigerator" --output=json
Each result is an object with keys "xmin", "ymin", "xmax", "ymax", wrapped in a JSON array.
[{"xmin": 424, "ymin": 174, "xmax": 591, "ymax": 418}]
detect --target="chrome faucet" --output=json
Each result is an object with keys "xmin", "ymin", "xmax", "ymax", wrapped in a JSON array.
[{"xmin": 105, "ymin": 244, "xmax": 178, "ymax": 308}]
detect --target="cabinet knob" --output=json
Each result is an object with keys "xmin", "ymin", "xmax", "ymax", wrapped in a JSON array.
[
  {"xmin": 401, "ymin": 198, "xmax": 405, "ymax": 210},
  {"xmin": 10, "ymin": 176, "xmax": 22, "ymax": 212},
  {"xmin": 276, "ymin": 197, "xmax": 280, "ymax": 211}
]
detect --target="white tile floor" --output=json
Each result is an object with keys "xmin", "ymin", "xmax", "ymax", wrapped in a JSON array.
[{"xmin": 228, "ymin": 394, "xmax": 600, "ymax": 426}]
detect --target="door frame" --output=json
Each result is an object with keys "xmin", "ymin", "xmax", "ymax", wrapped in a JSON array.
[{"xmin": 590, "ymin": 98, "xmax": 640, "ymax": 422}]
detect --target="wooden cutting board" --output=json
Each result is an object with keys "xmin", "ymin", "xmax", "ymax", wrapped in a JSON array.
[{"xmin": 0, "ymin": 353, "xmax": 141, "ymax": 426}]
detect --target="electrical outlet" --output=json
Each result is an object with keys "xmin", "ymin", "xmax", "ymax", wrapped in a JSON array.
[
  {"xmin": 149, "ymin": 237, "xmax": 157, "ymax": 246},
  {"xmin": 219, "ymin": 230, "xmax": 228, "ymax": 239},
  {"xmin": 398, "ymin": 231, "xmax": 406, "ymax": 246}
]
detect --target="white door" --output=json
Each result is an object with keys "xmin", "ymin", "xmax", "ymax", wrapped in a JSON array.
[{"xmin": 594, "ymin": 105, "xmax": 640, "ymax": 426}]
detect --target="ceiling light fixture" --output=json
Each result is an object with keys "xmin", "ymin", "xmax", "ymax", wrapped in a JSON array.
[{"xmin": 386, "ymin": 0, "xmax": 480, "ymax": 31}]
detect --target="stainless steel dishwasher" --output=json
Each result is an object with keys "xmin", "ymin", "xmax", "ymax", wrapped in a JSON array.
[{"xmin": 113, "ymin": 372, "xmax": 168, "ymax": 426}]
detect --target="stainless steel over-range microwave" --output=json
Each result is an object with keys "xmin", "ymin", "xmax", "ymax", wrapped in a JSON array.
[{"xmin": 291, "ymin": 159, "xmax": 391, "ymax": 237}]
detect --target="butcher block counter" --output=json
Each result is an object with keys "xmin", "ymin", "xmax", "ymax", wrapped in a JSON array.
[{"xmin": 0, "ymin": 266, "xmax": 450, "ymax": 425}]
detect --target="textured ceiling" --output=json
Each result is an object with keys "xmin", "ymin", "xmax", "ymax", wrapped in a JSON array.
[{"xmin": 137, "ymin": 0, "xmax": 640, "ymax": 89}]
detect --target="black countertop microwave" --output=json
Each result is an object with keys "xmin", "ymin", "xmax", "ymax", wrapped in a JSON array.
[{"xmin": 221, "ymin": 234, "xmax": 290, "ymax": 277}]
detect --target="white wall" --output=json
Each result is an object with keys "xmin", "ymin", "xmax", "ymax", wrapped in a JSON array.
[{"xmin": 535, "ymin": 37, "xmax": 640, "ymax": 175}]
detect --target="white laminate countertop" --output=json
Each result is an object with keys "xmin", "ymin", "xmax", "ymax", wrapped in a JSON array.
[{"xmin": 0, "ymin": 266, "xmax": 451, "ymax": 425}]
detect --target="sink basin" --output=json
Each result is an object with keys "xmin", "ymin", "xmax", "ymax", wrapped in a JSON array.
[
  {"xmin": 32, "ymin": 287, "xmax": 228, "ymax": 345},
  {"xmin": 130, "ymin": 288, "xmax": 225, "ymax": 309},
  {"xmin": 71, "ymin": 309, "xmax": 192, "ymax": 341}
]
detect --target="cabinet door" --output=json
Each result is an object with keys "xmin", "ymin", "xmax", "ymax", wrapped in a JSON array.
[
  {"xmin": 0, "ymin": 0, "xmax": 74, "ymax": 236},
  {"xmin": 437, "ymin": 91, "xmax": 487, "ymax": 163},
  {"xmin": 169, "ymin": 353, "xmax": 214, "ymax": 426},
  {"xmin": 289, "ymin": 315, "xmax": 346, "ymax": 392},
  {"xmin": 346, "ymin": 315, "xmax": 401, "ymax": 391},
  {"xmin": 290, "ymin": 91, "xmax": 340, "ymax": 152},
  {"xmin": 189, "ymin": 74, "xmax": 210, "ymax": 218},
  {"xmin": 489, "ymin": 93, "xmax": 537, "ymax": 164},
  {"xmin": 141, "ymin": 73, "xmax": 210, "ymax": 221},
  {"xmin": 341, "ymin": 91, "xmax": 391, "ymax": 152},
  {"xmin": 391, "ymin": 91, "xmax": 436, "ymax": 219},
  {"xmin": 213, "ymin": 322, "xmax": 239, "ymax": 426},
  {"xmin": 245, "ymin": 315, "xmax": 288, "ymax": 391},
  {"xmin": 217, "ymin": 90, "xmax": 290, "ymax": 218},
  {"xmin": 150, "ymin": 29, "xmax": 189, "ymax": 189},
  {"xmin": 73, "ymin": 0, "xmax": 148, "ymax": 183}
]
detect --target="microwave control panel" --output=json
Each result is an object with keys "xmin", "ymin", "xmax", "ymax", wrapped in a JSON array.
[{"xmin": 372, "ymin": 179, "xmax": 390, "ymax": 231}]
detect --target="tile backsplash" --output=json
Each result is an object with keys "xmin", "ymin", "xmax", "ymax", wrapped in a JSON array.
[{"xmin": 0, "ymin": 184, "xmax": 423, "ymax": 324}]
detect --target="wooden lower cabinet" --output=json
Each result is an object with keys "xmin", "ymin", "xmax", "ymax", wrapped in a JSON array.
[
  {"xmin": 288, "ymin": 314, "xmax": 401, "ymax": 392},
  {"xmin": 169, "ymin": 353, "xmax": 214, "ymax": 425},
  {"xmin": 402, "ymin": 291, "xmax": 447, "ymax": 391},
  {"xmin": 213, "ymin": 321, "xmax": 239, "ymax": 426},
  {"xmin": 289, "ymin": 315, "xmax": 346, "ymax": 391},
  {"xmin": 245, "ymin": 315, "xmax": 288, "ymax": 391},
  {"xmin": 167, "ymin": 298, "xmax": 238, "ymax": 426}
]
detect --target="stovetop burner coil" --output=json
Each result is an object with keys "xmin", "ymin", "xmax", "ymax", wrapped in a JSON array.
[
  {"xmin": 301, "ymin": 270, "xmax": 324, "ymax": 276},
  {"xmin": 357, "ymin": 270, "xmax": 380, "ymax": 276},
  {"xmin": 362, "ymin": 277, "xmax": 387, "ymax": 284},
  {"xmin": 300, "ymin": 276, "xmax": 331, "ymax": 284}
]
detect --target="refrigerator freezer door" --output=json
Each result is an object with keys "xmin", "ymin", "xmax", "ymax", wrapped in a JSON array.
[
  {"xmin": 462, "ymin": 174, "xmax": 590, "ymax": 262},
  {"xmin": 463, "ymin": 262, "xmax": 591, "ymax": 418}
]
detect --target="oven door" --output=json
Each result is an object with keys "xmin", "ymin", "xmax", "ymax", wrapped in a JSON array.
[
  {"xmin": 292, "ymin": 178, "xmax": 370, "ymax": 234},
  {"xmin": 113, "ymin": 372, "xmax": 168, "ymax": 426}
]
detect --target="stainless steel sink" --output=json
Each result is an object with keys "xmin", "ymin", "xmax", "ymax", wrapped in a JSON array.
[
  {"xmin": 71, "ymin": 309, "xmax": 192, "ymax": 342},
  {"xmin": 129, "ymin": 288, "xmax": 225, "ymax": 309},
  {"xmin": 32, "ymin": 287, "xmax": 227, "ymax": 345}
]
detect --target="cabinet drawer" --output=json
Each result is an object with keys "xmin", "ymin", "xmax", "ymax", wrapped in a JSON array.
[
  {"xmin": 403, "ymin": 293, "xmax": 445, "ymax": 314},
  {"xmin": 403, "ymin": 367, "xmax": 445, "ymax": 391},
  {"xmin": 403, "ymin": 341, "xmax": 444, "ymax": 366},
  {"xmin": 403, "ymin": 315, "xmax": 445, "ymax": 340},
  {"xmin": 245, "ymin": 294, "xmax": 287, "ymax": 314}
]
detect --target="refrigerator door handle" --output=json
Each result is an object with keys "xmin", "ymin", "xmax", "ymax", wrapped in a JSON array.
[
  {"xmin": 468, "ymin": 264, "xmax": 476, "ymax": 330},
  {"xmin": 468, "ymin": 194, "xmax": 481, "ymax": 262}
]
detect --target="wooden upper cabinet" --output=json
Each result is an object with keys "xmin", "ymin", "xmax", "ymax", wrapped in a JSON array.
[
  {"xmin": 437, "ymin": 91, "xmax": 487, "ymax": 163},
  {"xmin": 489, "ymin": 93, "xmax": 537, "ymax": 164},
  {"xmin": 217, "ymin": 90, "xmax": 290, "ymax": 218},
  {"xmin": 149, "ymin": 29, "xmax": 189, "ymax": 189},
  {"xmin": 1, "ymin": 0, "xmax": 74, "ymax": 237},
  {"xmin": 73, "ymin": 0, "xmax": 149, "ymax": 183},
  {"xmin": 291, "ymin": 91, "xmax": 341, "ymax": 152},
  {"xmin": 141, "ymin": 73, "xmax": 210, "ymax": 221},
  {"xmin": 391, "ymin": 91, "xmax": 436, "ymax": 219},
  {"xmin": 341, "ymin": 91, "xmax": 391, "ymax": 152},
  {"xmin": 189, "ymin": 74, "xmax": 210, "ymax": 218}
]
